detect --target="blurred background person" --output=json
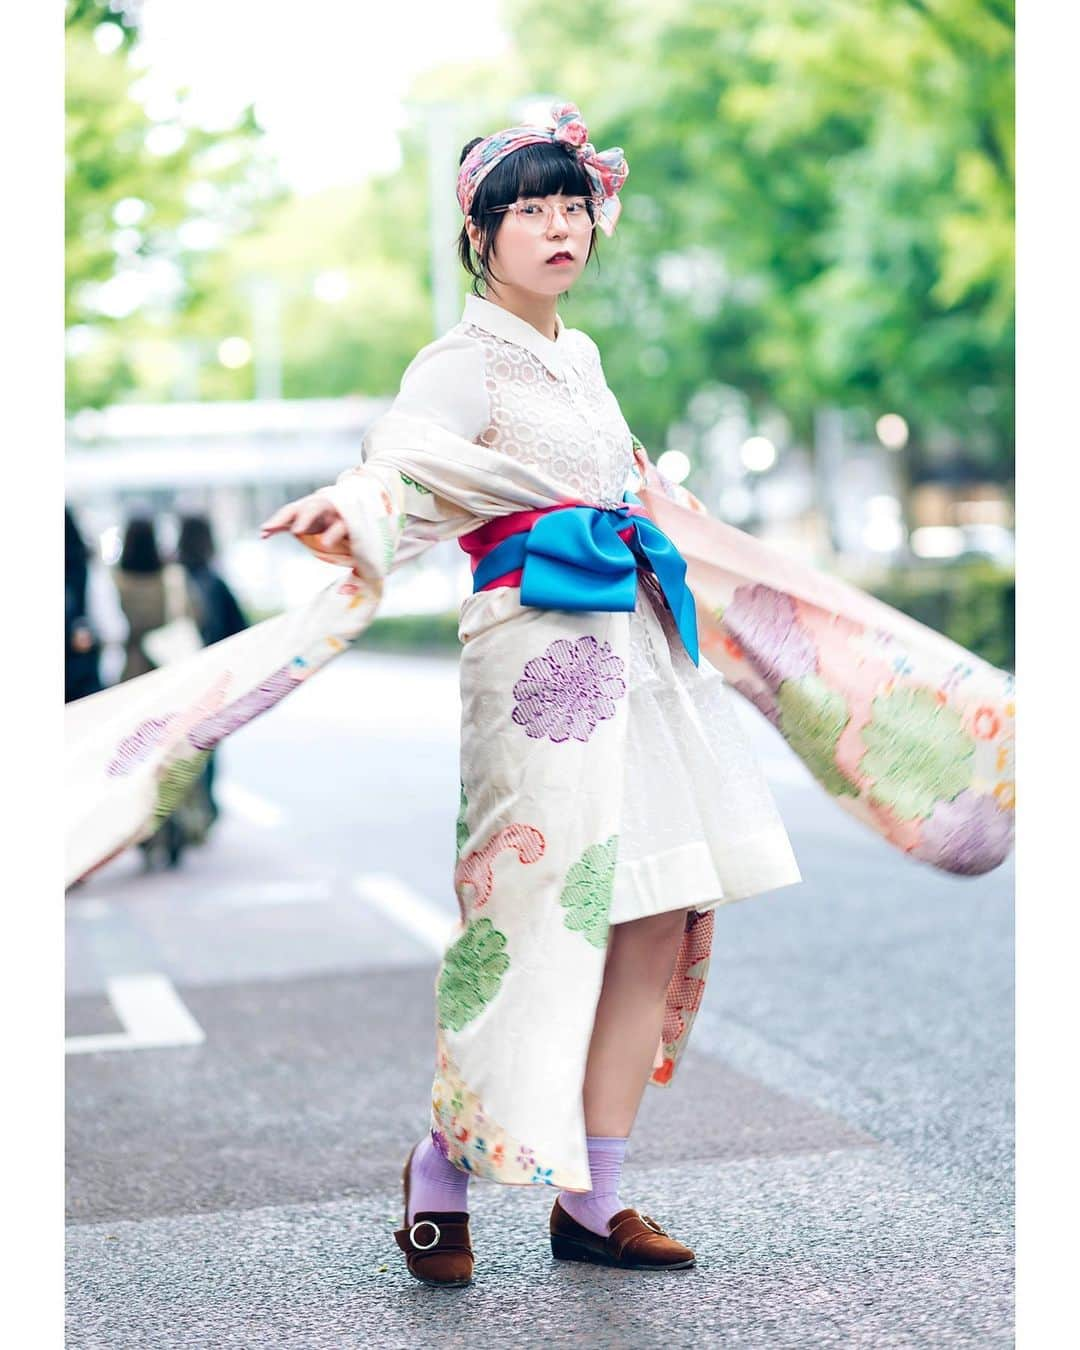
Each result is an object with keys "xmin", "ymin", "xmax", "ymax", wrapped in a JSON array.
[
  {"xmin": 177, "ymin": 513, "xmax": 250, "ymax": 648},
  {"xmin": 64, "ymin": 506, "xmax": 103, "ymax": 703},
  {"xmin": 113, "ymin": 511, "xmax": 212, "ymax": 867},
  {"xmin": 177, "ymin": 511, "xmax": 250, "ymax": 824},
  {"xmin": 115, "ymin": 514, "xmax": 169, "ymax": 682}
]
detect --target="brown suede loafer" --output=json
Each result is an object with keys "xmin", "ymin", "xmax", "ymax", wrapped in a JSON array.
[
  {"xmin": 392, "ymin": 1144, "xmax": 474, "ymax": 1287},
  {"xmin": 549, "ymin": 1197, "xmax": 696, "ymax": 1270}
]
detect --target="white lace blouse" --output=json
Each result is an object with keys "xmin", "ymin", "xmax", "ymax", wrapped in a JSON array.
[{"xmin": 386, "ymin": 293, "xmax": 799, "ymax": 921}]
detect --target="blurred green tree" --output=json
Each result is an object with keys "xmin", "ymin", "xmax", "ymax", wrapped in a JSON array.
[
  {"xmin": 169, "ymin": 64, "xmax": 528, "ymax": 403},
  {"xmin": 176, "ymin": 150, "xmax": 433, "ymax": 403},
  {"xmin": 65, "ymin": 0, "xmax": 278, "ymax": 409},
  {"xmin": 507, "ymin": 0, "xmax": 1014, "ymax": 477},
  {"xmin": 66, "ymin": 0, "xmax": 1013, "ymax": 493}
]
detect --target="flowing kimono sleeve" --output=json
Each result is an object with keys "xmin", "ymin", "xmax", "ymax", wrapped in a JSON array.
[
  {"xmin": 64, "ymin": 341, "xmax": 495, "ymax": 890},
  {"xmin": 631, "ymin": 433, "xmax": 1014, "ymax": 877},
  {"xmin": 298, "ymin": 337, "xmax": 491, "ymax": 581}
]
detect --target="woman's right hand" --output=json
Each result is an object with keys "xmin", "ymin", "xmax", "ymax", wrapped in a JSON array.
[{"xmin": 259, "ymin": 493, "xmax": 350, "ymax": 553}]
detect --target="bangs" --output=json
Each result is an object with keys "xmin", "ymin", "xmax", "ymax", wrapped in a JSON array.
[{"xmin": 474, "ymin": 141, "xmax": 592, "ymax": 211}]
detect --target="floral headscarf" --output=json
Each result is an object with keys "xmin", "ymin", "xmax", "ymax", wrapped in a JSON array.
[{"xmin": 456, "ymin": 101, "xmax": 629, "ymax": 237}]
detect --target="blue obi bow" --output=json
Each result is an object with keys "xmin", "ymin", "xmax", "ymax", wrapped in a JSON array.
[{"xmin": 471, "ymin": 492, "xmax": 699, "ymax": 665}]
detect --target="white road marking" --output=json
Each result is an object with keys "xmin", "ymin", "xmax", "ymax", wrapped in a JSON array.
[
  {"xmin": 216, "ymin": 781, "xmax": 286, "ymax": 828},
  {"xmin": 67, "ymin": 898, "xmax": 113, "ymax": 921},
  {"xmin": 208, "ymin": 878, "xmax": 334, "ymax": 908},
  {"xmin": 65, "ymin": 973, "xmax": 205, "ymax": 1056},
  {"xmin": 351, "ymin": 873, "xmax": 457, "ymax": 957}
]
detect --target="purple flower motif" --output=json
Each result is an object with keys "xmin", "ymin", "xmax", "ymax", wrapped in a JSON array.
[
  {"xmin": 511, "ymin": 635, "xmax": 626, "ymax": 744},
  {"xmin": 430, "ymin": 1127, "xmax": 451, "ymax": 1160},
  {"xmin": 916, "ymin": 789, "xmax": 1013, "ymax": 876},
  {"xmin": 186, "ymin": 667, "xmax": 302, "ymax": 751},
  {"xmin": 107, "ymin": 715, "xmax": 178, "ymax": 778},
  {"xmin": 723, "ymin": 584, "xmax": 817, "ymax": 691}
]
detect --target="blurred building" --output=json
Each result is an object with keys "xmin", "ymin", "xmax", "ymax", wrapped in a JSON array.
[
  {"xmin": 674, "ymin": 396, "xmax": 1013, "ymax": 574},
  {"xmin": 64, "ymin": 397, "xmax": 472, "ymax": 617}
]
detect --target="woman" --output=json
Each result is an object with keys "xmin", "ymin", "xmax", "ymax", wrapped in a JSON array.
[
  {"xmin": 261, "ymin": 103, "xmax": 801, "ymax": 1283},
  {"xmin": 177, "ymin": 514, "xmax": 249, "ymax": 650},
  {"xmin": 115, "ymin": 515, "xmax": 168, "ymax": 683},
  {"xmin": 177, "ymin": 513, "xmax": 249, "ymax": 822},
  {"xmin": 66, "ymin": 99, "xmax": 1010, "ymax": 1290},
  {"xmin": 115, "ymin": 513, "xmax": 215, "ymax": 866}
]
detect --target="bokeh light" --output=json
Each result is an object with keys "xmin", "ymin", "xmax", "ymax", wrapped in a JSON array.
[
  {"xmin": 145, "ymin": 124, "xmax": 187, "ymax": 157},
  {"xmin": 218, "ymin": 336, "xmax": 252, "ymax": 368},
  {"xmin": 862, "ymin": 495, "xmax": 905, "ymax": 552},
  {"xmin": 911, "ymin": 526, "xmax": 965, "ymax": 559},
  {"xmin": 112, "ymin": 197, "xmax": 148, "ymax": 227},
  {"xmin": 740, "ymin": 436, "xmax": 777, "ymax": 473},
  {"xmin": 656, "ymin": 449, "xmax": 691, "ymax": 484},
  {"xmin": 875, "ymin": 413, "xmax": 909, "ymax": 450},
  {"xmin": 313, "ymin": 271, "xmax": 351, "ymax": 304},
  {"xmin": 92, "ymin": 23, "xmax": 125, "ymax": 55}
]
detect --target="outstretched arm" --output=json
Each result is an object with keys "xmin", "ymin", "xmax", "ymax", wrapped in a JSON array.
[
  {"xmin": 260, "ymin": 337, "xmax": 491, "ymax": 581},
  {"xmin": 260, "ymin": 457, "xmax": 410, "ymax": 583}
]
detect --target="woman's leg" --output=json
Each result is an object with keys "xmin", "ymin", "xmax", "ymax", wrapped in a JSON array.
[
  {"xmin": 405, "ymin": 1130, "xmax": 470, "ymax": 1222},
  {"xmin": 558, "ymin": 906, "xmax": 689, "ymax": 1233},
  {"xmin": 408, "ymin": 907, "xmax": 687, "ymax": 1226},
  {"xmin": 584, "ymin": 906, "xmax": 689, "ymax": 1133}
]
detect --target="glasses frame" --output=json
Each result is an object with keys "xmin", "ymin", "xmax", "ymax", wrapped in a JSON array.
[{"xmin": 485, "ymin": 195, "xmax": 605, "ymax": 233}]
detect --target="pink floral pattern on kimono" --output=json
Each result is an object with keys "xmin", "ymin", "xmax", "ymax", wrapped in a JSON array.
[
  {"xmin": 637, "ymin": 460, "xmax": 1015, "ymax": 876},
  {"xmin": 454, "ymin": 823, "xmax": 547, "ymax": 916}
]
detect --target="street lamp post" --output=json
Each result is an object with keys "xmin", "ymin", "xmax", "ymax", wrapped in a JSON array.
[{"xmin": 250, "ymin": 277, "xmax": 283, "ymax": 401}]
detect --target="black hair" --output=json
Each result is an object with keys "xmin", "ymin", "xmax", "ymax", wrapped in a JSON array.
[
  {"xmin": 457, "ymin": 139, "xmax": 601, "ymax": 297},
  {"xmin": 119, "ymin": 516, "xmax": 162, "ymax": 574},
  {"xmin": 177, "ymin": 514, "xmax": 216, "ymax": 570}
]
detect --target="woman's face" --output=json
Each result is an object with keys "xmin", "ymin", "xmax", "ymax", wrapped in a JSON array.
[{"xmin": 468, "ymin": 194, "xmax": 592, "ymax": 297}]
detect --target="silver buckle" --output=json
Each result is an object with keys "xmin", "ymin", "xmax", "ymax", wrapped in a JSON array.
[
  {"xmin": 638, "ymin": 1211, "xmax": 665, "ymax": 1234},
  {"xmin": 409, "ymin": 1219, "xmax": 441, "ymax": 1250}
]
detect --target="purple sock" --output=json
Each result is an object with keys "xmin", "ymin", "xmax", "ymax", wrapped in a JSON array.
[
  {"xmin": 406, "ymin": 1131, "xmax": 470, "ymax": 1222},
  {"xmin": 557, "ymin": 1134, "xmax": 629, "ymax": 1236}
]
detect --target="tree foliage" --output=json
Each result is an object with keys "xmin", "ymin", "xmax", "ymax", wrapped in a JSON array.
[
  {"xmin": 507, "ymin": 0, "xmax": 1014, "ymax": 474},
  {"xmin": 65, "ymin": 0, "xmax": 1013, "ymax": 483},
  {"xmin": 65, "ymin": 0, "xmax": 277, "ymax": 409}
]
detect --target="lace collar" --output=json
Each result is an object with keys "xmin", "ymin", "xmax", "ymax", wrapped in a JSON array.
[{"xmin": 460, "ymin": 294, "xmax": 568, "ymax": 376}]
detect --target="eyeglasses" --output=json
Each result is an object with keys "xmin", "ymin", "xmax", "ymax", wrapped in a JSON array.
[{"xmin": 487, "ymin": 196, "xmax": 603, "ymax": 234}]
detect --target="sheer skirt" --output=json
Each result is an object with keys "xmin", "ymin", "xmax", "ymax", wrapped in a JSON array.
[{"xmin": 610, "ymin": 578, "xmax": 801, "ymax": 923}]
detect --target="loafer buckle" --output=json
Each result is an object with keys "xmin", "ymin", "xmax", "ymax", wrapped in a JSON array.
[{"xmin": 409, "ymin": 1220, "xmax": 442, "ymax": 1250}]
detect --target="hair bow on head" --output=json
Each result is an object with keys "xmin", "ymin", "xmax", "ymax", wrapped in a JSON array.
[
  {"xmin": 551, "ymin": 103, "xmax": 591, "ymax": 149},
  {"xmin": 550, "ymin": 102, "xmax": 628, "ymax": 236}
]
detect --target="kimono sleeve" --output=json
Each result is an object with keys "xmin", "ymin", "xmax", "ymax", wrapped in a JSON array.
[{"xmin": 306, "ymin": 337, "xmax": 490, "ymax": 580}]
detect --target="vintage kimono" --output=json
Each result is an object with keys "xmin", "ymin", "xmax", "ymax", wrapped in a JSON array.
[{"xmin": 65, "ymin": 297, "xmax": 1014, "ymax": 1195}]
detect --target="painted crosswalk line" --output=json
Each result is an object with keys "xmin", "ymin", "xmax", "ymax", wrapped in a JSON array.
[
  {"xmin": 351, "ymin": 873, "xmax": 457, "ymax": 957},
  {"xmin": 66, "ymin": 973, "xmax": 206, "ymax": 1056}
]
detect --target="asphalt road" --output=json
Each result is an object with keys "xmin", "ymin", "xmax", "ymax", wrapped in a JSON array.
[{"xmin": 66, "ymin": 649, "xmax": 1014, "ymax": 1348}]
